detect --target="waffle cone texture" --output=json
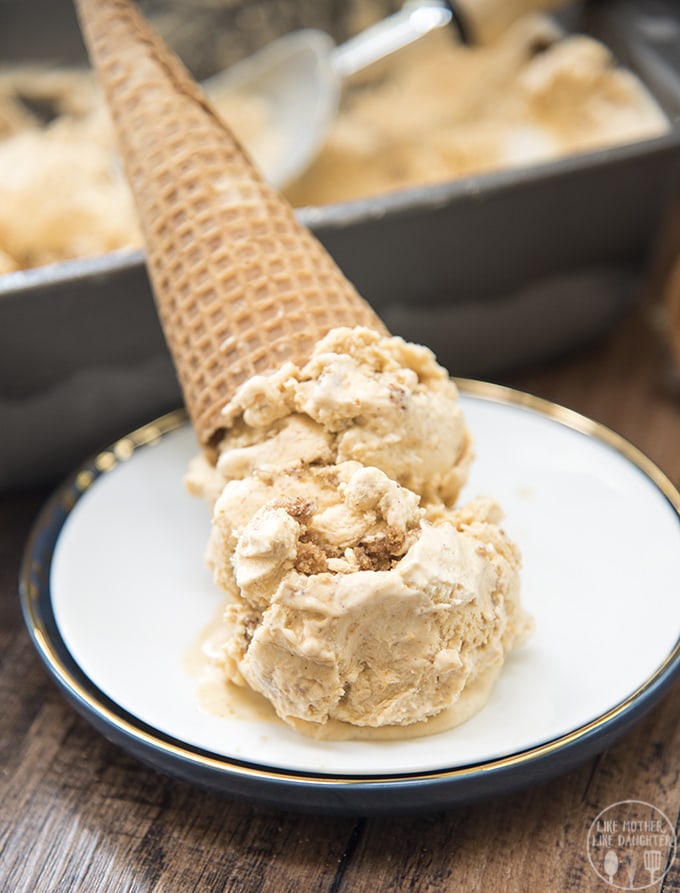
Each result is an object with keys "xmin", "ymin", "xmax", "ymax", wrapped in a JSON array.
[{"xmin": 75, "ymin": 0, "xmax": 387, "ymax": 448}]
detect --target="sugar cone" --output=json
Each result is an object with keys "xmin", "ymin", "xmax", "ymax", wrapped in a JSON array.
[{"xmin": 75, "ymin": 0, "xmax": 387, "ymax": 449}]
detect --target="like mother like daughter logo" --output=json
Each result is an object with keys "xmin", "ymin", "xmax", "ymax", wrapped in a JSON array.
[{"xmin": 587, "ymin": 800, "xmax": 676, "ymax": 889}]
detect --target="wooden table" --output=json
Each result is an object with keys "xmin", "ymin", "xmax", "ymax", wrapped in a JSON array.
[{"xmin": 2, "ymin": 305, "xmax": 678, "ymax": 892}]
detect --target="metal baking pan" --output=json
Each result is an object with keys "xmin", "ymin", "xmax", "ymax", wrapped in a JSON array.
[{"xmin": 1, "ymin": 0, "xmax": 680, "ymax": 490}]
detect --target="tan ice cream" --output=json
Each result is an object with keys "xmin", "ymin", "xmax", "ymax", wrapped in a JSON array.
[
  {"xmin": 0, "ymin": 13, "xmax": 669, "ymax": 272},
  {"xmin": 285, "ymin": 17, "xmax": 670, "ymax": 205},
  {"xmin": 188, "ymin": 327, "xmax": 531, "ymax": 738}
]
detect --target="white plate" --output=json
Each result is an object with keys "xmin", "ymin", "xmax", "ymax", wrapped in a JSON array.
[{"xmin": 21, "ymin": 382, "xmax": 680, "ymax": 814}]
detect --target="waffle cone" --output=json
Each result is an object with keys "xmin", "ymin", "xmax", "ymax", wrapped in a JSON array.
[{"xmin": 75, "ymin": 0, "xmax": 387, "ymax": 448}]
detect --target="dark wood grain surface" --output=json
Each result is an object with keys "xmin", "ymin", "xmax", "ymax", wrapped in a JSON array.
[{"xmin": 1, "ymin": 305, "xmax": 678, "ymax": 893}]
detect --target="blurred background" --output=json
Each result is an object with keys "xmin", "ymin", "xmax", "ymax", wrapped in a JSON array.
[
  {"xmin": 0, "ymin": 0, "xmax": 400, "ymax": 74},
  {"xmin": 1, "ymin": 0, "xmax": 679, "ymax": 488}
]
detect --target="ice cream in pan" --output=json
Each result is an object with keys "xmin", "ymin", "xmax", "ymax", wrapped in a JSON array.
[{"xmin": 76, "ymin": 0, "xmax": 531, "ymax": 740}]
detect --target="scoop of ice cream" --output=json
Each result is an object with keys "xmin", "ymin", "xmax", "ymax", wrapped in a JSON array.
[
  {"xmin": 217, "ymin": 462, "xmax": 422, "ymax": 603},
  {"xmin": 187, "ymin": 327, "xmax": 530, "ymax": 737},
  {"xmin": 216, "ymin": 494, "xmax": 529, "ymax": 733},
  {"xmin": 218, "ymin": 326, "xmax": 473, "ymax": 504}
]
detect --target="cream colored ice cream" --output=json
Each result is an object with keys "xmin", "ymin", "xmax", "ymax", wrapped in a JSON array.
[
  {"xmin": 0, "ymin": 14, "xmax": 669, "ymax": 273},
  {"xmin": 286, "ymin": 17, "xmax": 670, "ymax": 206},
  {"xmin": 187, "ymin": 327, "xmax": 531, "ymax": 738}
]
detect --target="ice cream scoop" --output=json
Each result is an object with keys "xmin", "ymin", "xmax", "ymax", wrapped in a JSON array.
[
  {"xmin": 203, "ymin": 0, "xmax": 566, "ymax": 187},
  {"xmin": 203, "ymin": 3, "xmax": 454, "ymax": 188}
]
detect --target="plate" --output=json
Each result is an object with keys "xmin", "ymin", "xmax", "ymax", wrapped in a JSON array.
[{"xmin": 20, "ymin": 381, "xmax": 680, "ymax": 814}]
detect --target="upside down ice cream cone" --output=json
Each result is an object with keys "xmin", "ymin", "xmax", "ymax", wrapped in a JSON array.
[
  {"xmin": 76, "ymin": 0, "xmax": 530, "ymax": 740},
  {"xmin": 75, "ymin": 0, "xmax": 386, "ymax": 450}
]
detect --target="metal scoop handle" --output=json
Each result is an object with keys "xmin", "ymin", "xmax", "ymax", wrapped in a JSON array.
[{"xmin": 332, "ymin": 2, "xmax": 454, "ymax": 80}]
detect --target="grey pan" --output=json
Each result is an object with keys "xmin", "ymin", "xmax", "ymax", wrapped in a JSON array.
[{"xmin": 1, "ymin": 0, "xmax": 680, "ymax": 490}]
